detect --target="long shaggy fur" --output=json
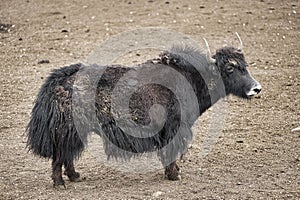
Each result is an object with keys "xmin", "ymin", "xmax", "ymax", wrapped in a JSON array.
[
  {"xmin": 27, "ymin": 46, "xmax": 210, "ymax": 161},
  {"xmin": 27, "ymin": 45, "xmax": 259, "ymax": 185},
  {"xmin": 26, "ymin": 64, "xmax": 84, "ymax": 163}
]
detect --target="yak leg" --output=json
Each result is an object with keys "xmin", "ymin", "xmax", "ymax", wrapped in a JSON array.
[
  {"xmin": 158, "ymin": 136, "xmax": 181, "ymax": 180},
  {"xmin": 165, "ymin": 161, "xmax": 180, "ymax": 180},
  {"xmin": 64, "ymin": 161, "xmax": 80, "ymax": 182},
  {"xmin": 51, "ymin": 152, "xmax": 65, "ymax": 188}
]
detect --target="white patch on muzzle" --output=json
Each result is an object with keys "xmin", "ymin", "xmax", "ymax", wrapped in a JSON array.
[{"xmin": 246, "ymin": 74, "xmax": 262, "ymax": 97}]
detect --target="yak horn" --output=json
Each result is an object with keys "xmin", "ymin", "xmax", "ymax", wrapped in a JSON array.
[
  {"xmin": 235, "ymin": 32, "xmax": 243, "ymax": 51},
  {"xmin": 203, "ymin": 38, "xmax": 216, "ymax": 64}
]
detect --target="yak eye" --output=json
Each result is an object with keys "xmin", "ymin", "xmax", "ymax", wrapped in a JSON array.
[{"xmin": 226, "ymin": 65, "xmax": 234, "ymax": 73}]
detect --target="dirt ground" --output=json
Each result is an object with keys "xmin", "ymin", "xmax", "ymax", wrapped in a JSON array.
[{"xmin": 0, "ymin": 0, "xmax": 299, "ymax": 199}]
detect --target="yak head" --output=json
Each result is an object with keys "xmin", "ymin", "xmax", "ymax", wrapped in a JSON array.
[{"xmin": 204, "ymin": 34, "xmax": 262, "ymax": 99}]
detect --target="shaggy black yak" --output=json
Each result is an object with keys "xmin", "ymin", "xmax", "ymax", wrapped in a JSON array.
[{"xmin": 27, "ymin": 37, "xmax": 261, "ymax": 187}]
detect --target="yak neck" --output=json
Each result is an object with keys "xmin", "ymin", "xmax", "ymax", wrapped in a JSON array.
[{"xmin": 148, "ymin": 47, "xmax": 224, "ymax": 117}]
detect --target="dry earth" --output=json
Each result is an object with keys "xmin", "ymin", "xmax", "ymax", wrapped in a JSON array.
[{"xmin": 0, "ymin": 0, "xmax": 299, "ymax": 199}]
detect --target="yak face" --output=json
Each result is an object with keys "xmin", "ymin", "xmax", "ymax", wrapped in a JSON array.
[{"xmin": 213, "ymin": 47, "xmax": 261, "ymax": 99}]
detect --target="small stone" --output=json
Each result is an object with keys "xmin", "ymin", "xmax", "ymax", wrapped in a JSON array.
[
  {"xmin": 177, "ymin": 175, "xmax": 182, "ymax": 180},
  {"xmin": 38, "ymin": 59, "xmax": 50, "ymax": 64},
  {"xmin": 292, "ymin": 127, "xmax": 300, "ymax": 132},
  {"xmin": 152, "ymin": 191, "xmax": 163, "ymax": 197}
]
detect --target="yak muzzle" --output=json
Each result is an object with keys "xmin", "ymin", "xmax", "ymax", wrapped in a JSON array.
[{"xmin": 246, "ymin": 83, "xmax": 262, "ymax": 97}]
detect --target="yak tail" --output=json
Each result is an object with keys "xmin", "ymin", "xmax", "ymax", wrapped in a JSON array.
[{"xmin": 26, "ymin": 64, "xmax": 82, "ymax": 158}]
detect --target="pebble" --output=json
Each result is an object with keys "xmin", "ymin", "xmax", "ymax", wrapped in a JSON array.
[
  {"xmin": 38, "ymin": 59, "xmax": 50, "ymax": 64},
  {"xmin": 152, "ymin": 191, "xmax": 163, "ymax": 197}
]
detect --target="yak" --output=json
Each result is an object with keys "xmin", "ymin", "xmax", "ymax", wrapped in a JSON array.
[{"xmin": 26, "ymin": 35, "xmax": 261, "ymax": 187}]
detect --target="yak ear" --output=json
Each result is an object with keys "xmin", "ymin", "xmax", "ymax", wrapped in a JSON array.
[
  {"xmin": 207, "ymin": 60, "xmax": 220, "ymax": 76},
  {"xmin": 209, "ymin": 64, "xmax": 217, "ymax": 74}
]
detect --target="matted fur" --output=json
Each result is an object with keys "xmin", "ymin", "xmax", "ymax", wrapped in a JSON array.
[{"xmin": 26, "ymin": 45, "xmax": 259, "ymax": 185}]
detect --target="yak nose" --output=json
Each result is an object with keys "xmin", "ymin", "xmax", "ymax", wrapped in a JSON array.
[
  {"xmin": 253, "ymin": 86, "xmax": 262, "ymax": 94},
  {"xmin": 246, "ymin": 83, "xmax": 262, "ymax": 96}
]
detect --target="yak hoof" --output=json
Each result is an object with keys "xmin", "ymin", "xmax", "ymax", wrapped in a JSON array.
[
  {"xmin": 69, "ymin": 172, "xmax": 80, "ymax": 182},
  {"xmin": 165, "ymin": 162, "xmax": 181, "ymax": 181},
  {"xmin": 53, "ymin": 178, "xmax": 66, "ymax": 189},
  {"xmin": 166, "ymin": 173, "xmax": 181, "ymax": 181},
  {"xmin": 165, "ymin": 170, "xmax": 180, "ymax": 181},
  {"xmin": 64, "ymin": 171, "xmax": 80, "ymax": 182}
]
